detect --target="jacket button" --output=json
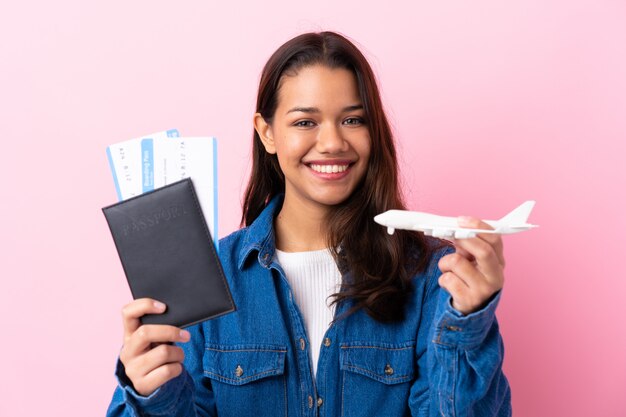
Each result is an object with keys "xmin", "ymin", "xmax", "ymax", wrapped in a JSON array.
[
  {"xmin": 317, "ymin": 397, "xmax": 323, "ymax": 407},
  {"xmin": 308, "ymin": 395, "xmax": 313, "ymax": 408},
  {"xmin": 299, "ymin": 338, "xmax": 306, "ymax": 350},
  {"xmin": 235, "ymin": 365, "xmax": 244, "ymax": 377},
  {"xmin": 323, "ymin": 337, "xmax": 331, "ymax": 347},
  {"xmin": 384, "ymin": 364, "xmax": 394, "ymax": 375}
]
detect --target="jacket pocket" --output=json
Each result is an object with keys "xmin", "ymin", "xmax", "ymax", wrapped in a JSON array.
[
  {"xmin": 203, "ymin": 343, "xmax": 287, "ymax": 417},
  {"xmin": 340, "ymin": 341, "xmax": 416, "ymax": 417}
]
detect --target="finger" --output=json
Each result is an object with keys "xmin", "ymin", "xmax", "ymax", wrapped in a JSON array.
[
  {"xmin": 132, "ymin": 362, "xmax": 184, "ymax": 397},
  {"xmin": 453, "ymin": 237, "xmax": 504, "ymax": 282},
  {"xmin": 121, "ymin": 298, "xmax": 167, "ymax": 342},
  {"xmin": 438, "ymin": 253, "xmax": 488, "ymax": 290},
  {"xmin": 125, "ymin": 325, "xmax": 190, "ymax": 357},
  {"xmin": 438, "ymin": 271, "xmax": 492, "ymax": 315},
  {"xmin": 449, "ymin": 240, "xmax": 475, "ymax": 263},
  {"xmin": 458, "ymin": 216, "xmax": 505, "ymax": 265},
  {"xmin": 128, "ymin": 344, "xmax": 185, "ymax": 379},
  {"xmin": 458, "ymin": 216, "xmax": 494, "ymax": 231},
  {"xmin": 438, "ymin": 272, "xmax": 470, "ymax": 310}
]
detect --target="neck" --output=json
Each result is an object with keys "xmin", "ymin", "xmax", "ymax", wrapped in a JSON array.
[{"xmin": 274, "ymin": 195, "xmax": 329, "ymax": 252}]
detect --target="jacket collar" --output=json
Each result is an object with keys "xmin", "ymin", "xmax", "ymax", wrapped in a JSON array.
[{"xmin": 237, "ymin": 194, "xmax": 284, "ymax": 270}]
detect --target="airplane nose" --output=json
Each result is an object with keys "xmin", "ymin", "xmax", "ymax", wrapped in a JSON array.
[
  {"xmin": 373, "ymin": 213, "xmax": 387, "ymax": 225},
  {"xmin": 373, "ymin": 212, "xmax": 396, "ymax": 235}
]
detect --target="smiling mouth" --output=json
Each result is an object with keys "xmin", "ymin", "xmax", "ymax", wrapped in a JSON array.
[{"xmin": 308, "ymin": 163, "xmax": 350, "ymax": 173}]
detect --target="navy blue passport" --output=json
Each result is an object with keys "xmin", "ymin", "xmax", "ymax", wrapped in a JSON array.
[{"xmin": 102, "ymin": 178, "xmax": 235, "ymax": 328}]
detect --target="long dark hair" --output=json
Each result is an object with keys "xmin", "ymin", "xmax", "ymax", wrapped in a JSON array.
[{"xmin": 242, "ymin": 31, "xmax": 438, "ymax": 322}]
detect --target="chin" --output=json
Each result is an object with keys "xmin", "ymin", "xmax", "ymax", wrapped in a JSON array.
[{"xmin": 311, "ymin": 191, "xmax": 354, "ymax": 207}]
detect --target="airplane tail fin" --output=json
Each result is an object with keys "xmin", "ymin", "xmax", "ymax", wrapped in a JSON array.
[{"xmin": 498, "ymin": 201, "xmax": 536, "ymax": 225}]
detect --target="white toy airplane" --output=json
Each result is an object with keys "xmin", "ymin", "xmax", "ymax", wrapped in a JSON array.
[{"xmin": 374, "ymin": 201, "xmax": 538, "ymax": 239}]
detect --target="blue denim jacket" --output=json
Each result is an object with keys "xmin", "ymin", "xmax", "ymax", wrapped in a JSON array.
[{"xmin": 107, "ymin": 196, "xmax": 511, "ymax": 417}]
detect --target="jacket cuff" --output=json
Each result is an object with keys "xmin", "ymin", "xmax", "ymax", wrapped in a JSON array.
[
  {"xmin": 432, "ymin": 290, "xmax": 502, "ymax": 350},
  {"xmin": 115, "ymin": 358, "xmax": 188, "ymax": 414}
]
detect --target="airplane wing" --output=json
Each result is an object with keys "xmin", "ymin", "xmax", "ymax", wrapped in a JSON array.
[
  {"xmin": 375, "ymin": 204, "xmax": 537, "ymax": 238},
  {"xmin": 414, "ymin": 225, "xmax": 500, "ymax": 239}
]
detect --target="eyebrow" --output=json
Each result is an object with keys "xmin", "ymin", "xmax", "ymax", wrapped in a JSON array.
[{"xmin": 286, "ymin": 104, "xmax": 364, "ymax": 115}]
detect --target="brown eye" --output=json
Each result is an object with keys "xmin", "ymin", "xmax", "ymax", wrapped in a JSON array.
[
  {"xmin": 343, "ymin": 117, "xmax": 365, "ymax": 126},
  {"xmin": 294, "ymin": 120, "xmax": 315, "ymax": 127}
]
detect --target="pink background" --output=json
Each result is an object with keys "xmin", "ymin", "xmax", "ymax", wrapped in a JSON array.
[{"xmin": 1, "ymin": 1, "xmax": 624, "ymax": 415}]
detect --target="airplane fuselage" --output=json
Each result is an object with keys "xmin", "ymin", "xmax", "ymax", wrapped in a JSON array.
[{"xmin": 373, "ymin": 204, "xmax": 537, "ymax": 239}]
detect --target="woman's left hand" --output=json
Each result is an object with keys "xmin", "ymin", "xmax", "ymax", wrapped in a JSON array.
[{"xmin": 437, "ymin": 217, "xmax": 506, "ymax": 315}]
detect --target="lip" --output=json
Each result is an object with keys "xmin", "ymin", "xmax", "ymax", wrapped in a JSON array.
[
  {"xmin": 304, "ymin": 159, "xmax": 354, "ymax": 166},
  {"xmin": 304, "ymin": 159, "xmax": 355, "ymax": 180}
]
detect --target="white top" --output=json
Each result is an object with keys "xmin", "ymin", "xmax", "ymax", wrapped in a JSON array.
[{"xmin": 274, "ymin": 248, "xmax": 342, "ymax": 379}]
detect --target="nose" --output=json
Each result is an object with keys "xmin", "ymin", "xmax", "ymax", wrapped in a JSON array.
[{"xmin": 316, "ymin": 123, "xmax": 349, "ymax": 153}]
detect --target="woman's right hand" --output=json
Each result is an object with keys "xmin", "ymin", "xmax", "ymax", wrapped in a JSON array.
[{"xmin": 119, "ymin": 298, "xmax": 191, "ymax": 397}]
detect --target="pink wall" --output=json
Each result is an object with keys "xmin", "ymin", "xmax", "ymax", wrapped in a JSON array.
[{"xmin": 2, "ymin": 1, "xmax": 624, "ymax": 415}]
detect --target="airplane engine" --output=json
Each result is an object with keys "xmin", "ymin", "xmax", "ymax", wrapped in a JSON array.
[
  {"xmin": 432, "ymin": 230, "xmax": 454, "ymax": 238},
  {"xmin": 454, "ymin": 230, "xmax": 477, "ymax": 239}
]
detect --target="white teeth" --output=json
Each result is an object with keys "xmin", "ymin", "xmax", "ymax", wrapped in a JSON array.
[{"xmin": 310, "ymin": 164, "xmax": 349, "ymax": 173}]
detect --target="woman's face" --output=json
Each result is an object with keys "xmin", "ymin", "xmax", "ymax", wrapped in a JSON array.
[{"xmin": 255, "ymin": 65, "xmax": 371, "ymax": 211}]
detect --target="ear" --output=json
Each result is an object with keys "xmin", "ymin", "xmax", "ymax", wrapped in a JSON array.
[{"xmin": 254, "ymin": 113, "xmax": 276, "ymax": 154}]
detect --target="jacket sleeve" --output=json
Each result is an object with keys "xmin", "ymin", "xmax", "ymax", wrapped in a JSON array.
[
  {"xmin": 106, "ymin": 322, "xmax": 217, "ymax": 417},
  {"xmin": 411, "ymin": 246, "xmax": 512, "ymax": 417}
]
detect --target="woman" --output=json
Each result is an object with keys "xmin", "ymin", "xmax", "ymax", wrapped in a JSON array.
[{"xmin": 107, "ymin": 31, "xmax": 511, "ymax": 417}]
